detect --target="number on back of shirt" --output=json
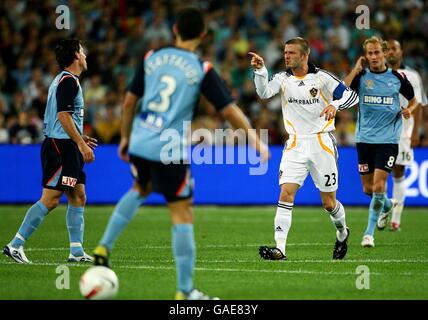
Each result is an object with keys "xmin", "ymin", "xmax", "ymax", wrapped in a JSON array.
[{"xmin": 148, "ymin": 75, "xmax": 176, "ymax": 113}]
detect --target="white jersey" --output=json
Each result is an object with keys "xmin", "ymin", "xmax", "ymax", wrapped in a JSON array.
[
  {"xmin": 397, "ymin": 65, "xmax": 427, "ymax": 138},
  {"xmin": 253, "ymin": 63, "xmax": 358, "ymax": 136}
]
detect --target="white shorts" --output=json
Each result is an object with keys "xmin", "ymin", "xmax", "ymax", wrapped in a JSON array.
[
  {"xmin": 279, "ymin": 133, "xmax": 339, "ymax": 192},
  {"xmin": 395, "ymin": 137, "xmax": 413, "ymax": 166}
]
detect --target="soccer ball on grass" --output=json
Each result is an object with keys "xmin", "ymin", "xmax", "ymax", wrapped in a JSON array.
[{"xmin": 79, "ymin": 266, "xmax": 119, "ymax": 300}]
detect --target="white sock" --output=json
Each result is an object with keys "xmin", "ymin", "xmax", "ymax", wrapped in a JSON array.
[
  {"xmin": 274, "ymin": 201, "xmax": 292, "ymax": 254},
  {"xmin": 392, "ymin": 176, "xmax": 406, "ymax": 224},
  {"xmin": 327, "ymin": 200, "xmax": 348, "ymax": 242}
]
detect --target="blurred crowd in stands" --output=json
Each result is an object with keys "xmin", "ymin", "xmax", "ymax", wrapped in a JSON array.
[{"xmin": 0, "ymin": 0, "xmax": 427, "ymax": 146}]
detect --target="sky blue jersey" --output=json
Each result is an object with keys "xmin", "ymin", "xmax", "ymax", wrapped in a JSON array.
[
  {"xmin": 43, "ymin": 71, "xmax": 84, "ymax": 139},
  {"xmin": 128, "ymin": 47, "xmax": 233, "ymax": 162},
  {"xmin": 350, "ymin": 67, "xmax": 414, "ymax": 144}
]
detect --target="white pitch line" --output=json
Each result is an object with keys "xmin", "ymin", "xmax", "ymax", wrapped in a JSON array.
[
  {"xmin": 23, "ymin": 242, "xmax": 419, "ymax": 252},
  {"xmin": 1, "ymin": 261, "xmax": 427, "ymax": 277},
  {"xmin": 123, "ymin": 259, "xmax": 428, "ymax": 264}
]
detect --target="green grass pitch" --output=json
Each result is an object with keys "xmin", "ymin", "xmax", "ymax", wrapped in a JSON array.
[{"xmin": 0, "ymin": 205, "xmax": 427, "ymax": 300}]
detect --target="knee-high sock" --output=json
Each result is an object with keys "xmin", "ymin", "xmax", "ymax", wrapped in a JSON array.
[
  {"xmin": 326, "ymin": 200, "xmax": 348, "ymax": 242},
  {"xmin": 67, "ymin": 205, "xmax": 85, "ymax": 256},
  {"xmin": 274, "ymin": 201, "xmax": 292, "ymax": 254},
  {"xmin": 10, "ymin": 201, "xmax": 49, "ymax": 249},
  {"xmin": 172, "ymin": 224, "xmax": 195, "ymax": 293},
  {"xmin": 382, "ymin": 194, "xmax": 393, "ymax": 213},
  {"xmin": 100, "ymin": 190, "xmax": 146, "ymax": 251},
  {"xmin": 364, "ymin": 192, "xmax": 385, "ymax": 236},
  {"xmin": 392, "ymin": 176, "xmax": 406, "ymax": 224}
]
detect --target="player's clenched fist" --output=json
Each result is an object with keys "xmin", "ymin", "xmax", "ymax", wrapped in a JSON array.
[{"xmin": 248, "ymin": 52, "xmax": 265, "ymax": 69}]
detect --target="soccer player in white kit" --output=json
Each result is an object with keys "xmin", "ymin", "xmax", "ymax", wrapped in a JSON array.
[
  {"xmin": 249, "ymin": 37, "xmax": 359, "ymax": 260},
  {"xmin": 378, "ymin": 39, "xmax": 427, "ymax": 231}
]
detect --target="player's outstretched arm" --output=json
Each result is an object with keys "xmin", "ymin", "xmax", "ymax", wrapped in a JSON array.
[
  {"xmin": 118, "ymin": 92, "xmax": 139, "ymax": 162},
  {"xmin": 344, "ymin": 56, "xmax": 365, "ymax": 86},
  {"xmin": 249, "ymin": 52, "xmax": 280, "ymax": 99},
  {"xmin": 58, "ymin": 111, "xmax": 95, "ymax": 163},
  {"xmin": 248, "ymin": 52, "xmax": 265, "ymax": 70},
  {"xmin": 221, "ymin": 103, "xmax": 270, "ymax": 162}
]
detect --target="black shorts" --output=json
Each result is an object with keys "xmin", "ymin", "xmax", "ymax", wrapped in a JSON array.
[
  {"xmin": 356, "ymin": 143, "xmax": 398, "ymax": 175},
  {"xmin": 41, "ymin": 138, "xmax": 86, "ymax": 191},
  {"xmin": 129, "ymin": 155, "xmax": 193, "ymax": 203}
]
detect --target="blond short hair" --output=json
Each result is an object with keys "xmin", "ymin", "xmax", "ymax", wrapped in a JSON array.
[{"xmin": 363, "ymin": 36, "xmax": 388, "ymax": 53}]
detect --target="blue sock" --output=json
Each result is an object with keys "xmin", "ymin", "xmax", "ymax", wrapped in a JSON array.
[
  {"xmin": 100, "ymin": 190, "xmax": 145, "ymax": 251},
  {"xmin": 10, "ymin": 201, "xmax": 49, "ymax": 248},
  {"xmin": 364, "ymin": 192, "xmax": 385, "ymax": 236},
  {"xmin": 67, "ymin": 205, "xmax": 85, "ymax": 256},
  {"xmin": 172, "ymin": 224, "xmax": 195, "ymax": 293},
  {"xmin": 382, "ymin": 194, "xmax": 393, "ymax": 213}
]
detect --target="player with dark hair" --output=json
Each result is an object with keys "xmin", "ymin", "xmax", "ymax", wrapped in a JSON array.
[
  {"xmin": 344, "ymin": 36, "xmax": 418, "ymax": 247},
  {"xmin": 92, "ymin": 8, "xmax": 269, "ymax": 300},
  {"xmin": 382, "ymin": 39, "xmax": 427, "ymax": 231},
  {"xmin": 3, "ymin": 39, "xmax": 97, "ymax": 263}
]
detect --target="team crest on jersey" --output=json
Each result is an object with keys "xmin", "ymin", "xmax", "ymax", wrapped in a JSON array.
[
  {"xmin": 309, "ymin": 87, "xmax": 318, "ymax": 97},
  {"xmin": 62, "ymin": 176, "xmax": 77, "ymax": 187},
  {"xmin": 365, "ymin": 79, "xmax": 374, "ymax": 89}
]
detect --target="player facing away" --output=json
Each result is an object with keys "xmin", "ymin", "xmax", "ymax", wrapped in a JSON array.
[
  {"xmin": 384, "ymin": 39, "xmax": 427, "ymax": 231},
  {"xmin": 250, "ymin": 37, "xmax": 359, "ymax": 261},
  {"xmin": 92, "ymin": 8, "xmax": 269, "ymax": 300},
  {"xmin": 344, "ymin": 36, "xmax": 418, "ymax": 247},
  {"xmin": 3, "ymin": 39, "xmax": 97, "ymax": 263}
]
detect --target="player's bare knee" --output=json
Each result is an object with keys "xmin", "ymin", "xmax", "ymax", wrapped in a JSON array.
[
  {"xmin": 133, "ymin": 182, "xmax": 151, "ymax": 197},
  {"xmin": 42, "ymin": 197, "xmax": 60, "ymax": 211},
  {"xmin": 322, "ymin": 200, "xmax": 336, "ymax": 212},
  {"xmin": 279, "ymin": 189, "xmax": 294, "ymax": 203},
  {"xmin": 75, "ymin": 192, "xmax": 86, "ymax": 207},
  {"xmin": 372, "ymin": 180, "xmax": 386, "ymax": 193}
]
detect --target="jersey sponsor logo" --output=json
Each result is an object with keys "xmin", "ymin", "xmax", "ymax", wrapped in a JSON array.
[
  {"xmin": 309, "ymin": 87, "xmax": 318, "ymax": 97},
  {"xmin": 363, "ymin": 95, "xmax": 394, "ymax": 105},
  {"xmin": 287, "ymin": 97, "xmax": 320, "ymax": 104},
  {"xmin": 358, "ymin": 164, "xmax": 369, "ymax": 173},
  {"xmin": 62, "ymin": 176, "xmax": 77, "ymax": 187},
  {"xmin": 365, "ymin": 79, "xmax": 374, "ymax": 89}
]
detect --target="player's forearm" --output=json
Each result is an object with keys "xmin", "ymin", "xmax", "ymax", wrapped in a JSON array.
[
  {"xmin": 58, "ymin": 112, "xmax": 86, "ymax": 147},
  {"xmin": 344, "ymin": 69, "xmax": 358, "ymax": 87},
  {"xmin": 253, "ymin": 66, "xmax": 278, "ymax": 99},
  {"xmin": 121, "ymin": 92, "xmax": 138, "ymax": 140}
]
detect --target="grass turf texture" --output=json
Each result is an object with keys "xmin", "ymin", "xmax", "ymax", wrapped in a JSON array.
[{"xmin": 0, "ymin": 205, "xmax": 427, "ymax": 300}]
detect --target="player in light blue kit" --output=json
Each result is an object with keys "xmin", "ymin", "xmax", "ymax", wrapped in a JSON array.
[
  {"xmin": 3, "ymin": 39, "xmax": 97, "ymax": 263},
  {"xmin": 93, "ymin": 8, "xmax": 269, "ymax": 300},
  {"xmin": 344, "ymin": 36, "xmax": 418, "ymax": 247}
]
